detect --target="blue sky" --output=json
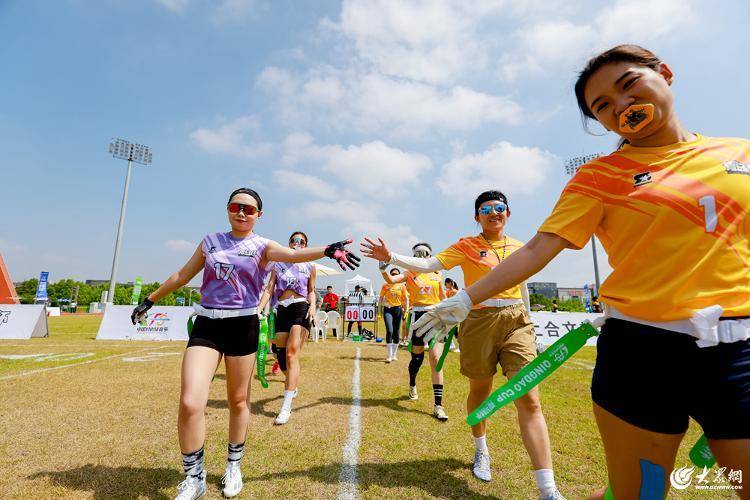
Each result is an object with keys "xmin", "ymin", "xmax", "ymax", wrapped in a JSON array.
[{"xmin": 2, "ymin": 0, "xmax": 749, "ymax": 293}]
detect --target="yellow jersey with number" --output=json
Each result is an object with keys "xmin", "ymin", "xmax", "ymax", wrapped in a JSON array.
[
  {"xmin": 404, "ymin": 271, "xmax": 443, "ymax": 307},
  {"xmin": 436, "ymin": 235, "xmax": 524, "ymax": 304},
  {"xmin": 380, "ymin": 282, "xmax": 407, "ymax": 307},
  {"xmin": 538, "ymin": 134, "xmax": 750, "ymax": 321}
]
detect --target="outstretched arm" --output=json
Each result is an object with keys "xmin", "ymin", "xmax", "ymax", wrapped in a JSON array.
[
  {"xmin": 147, "ymin": 245, "xmax": 204, "ymax": 303},
  {"xmin": 263, "ymin": 239, "xmax": 361, "ymax": 270},
  {"xmin": 465, "ymin": 233, "xmax": 568, "ymax": 304},
  {"xmin": 361, "ymin": 237, "xmax": 444, "ymax": 272}
]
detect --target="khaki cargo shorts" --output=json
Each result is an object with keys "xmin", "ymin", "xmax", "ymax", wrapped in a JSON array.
[{"xmin": 458, "ymin": 303, "xmax": 537, "ymax": 379}]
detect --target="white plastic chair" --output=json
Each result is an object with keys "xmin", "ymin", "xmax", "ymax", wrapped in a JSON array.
[
  {"xmin": 326, "ymin": 311, "xmax": 342, "ymax": 340},
  {"xmin": 314, "ymin": 311, "xmax": 328, "ymax": 342}
]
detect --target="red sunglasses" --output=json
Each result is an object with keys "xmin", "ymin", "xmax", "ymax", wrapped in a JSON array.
[{"xmin": 227, "ymin": 203, "xmax": 258, "ymax": 215}]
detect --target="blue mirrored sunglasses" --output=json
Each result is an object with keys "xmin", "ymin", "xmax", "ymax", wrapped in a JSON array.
[{"xmin": 479, "ymin": 203, "xmax": 507, "ymax": 215}]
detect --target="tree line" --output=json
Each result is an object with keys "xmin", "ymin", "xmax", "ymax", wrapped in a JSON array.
[{"xmin": 13, "ymin": 279, "xmax": 200, "ymax": 308}]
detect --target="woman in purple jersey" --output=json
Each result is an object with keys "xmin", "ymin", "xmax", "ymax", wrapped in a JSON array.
[
  {"xmin": 259, "ymin": 231, "xmax": 316, "ymax": 425},
  {"xmin": 130, "ymin": 188, "xmax": 359, "ymax": 500}
]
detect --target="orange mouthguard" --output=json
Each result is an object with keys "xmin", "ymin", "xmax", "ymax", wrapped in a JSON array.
[{"xmin": 619, "ymin": 103, "xmax": 654, "ymax": 133}]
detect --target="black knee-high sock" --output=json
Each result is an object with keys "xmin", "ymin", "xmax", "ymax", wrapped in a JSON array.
[
  {"xmin": 277, "ymin": 348, "xmax": 287, "ymax": 371},
  {"xmin": 433, "ymin": 384, "xmax": 443, "ymax": 406},
  {"xmin": 408, "ymin": 352, "xmax": 424, "ymax": 386}
]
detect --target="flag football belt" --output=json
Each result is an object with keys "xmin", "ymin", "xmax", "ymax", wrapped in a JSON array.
[
  {"xmin": 193, "ymin": 304, "xmax": 258, "ymax": 319},
  {"xmin": 478, "ymin": 298, "xmax": 523, "ymax": 308},
  {"xmin": 607, "ymin": 307, "xmax": 750, "ymax": 345},
  {"xmin": 277, "ymin": 296, "xmax": 308, "ymax": 307}
]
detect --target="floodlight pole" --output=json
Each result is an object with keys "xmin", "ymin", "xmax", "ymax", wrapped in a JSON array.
[
  {"xmin": 107, "ymin": 159, "xmax": 132, "ymax": 304},
  {"xmin": 564, "ymin": 154, "xmax": 604, "ymax": 297},
  {"xmin": 106, "ymin": 138, "xmax": 152, "ymax": 304}
]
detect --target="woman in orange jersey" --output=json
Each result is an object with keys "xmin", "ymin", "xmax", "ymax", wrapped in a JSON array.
[
  {"xmin": 378, "ymin": 267, "xmax": 409, "ymax": 362},
  {"xmin": 362, "ymin": 191, "xmax": 563, "ymax": 499},
  {"xmin": 379, "ymin": 243, "xmax": 449, "ymax": 421},
  {"xmin": 444, "ymin": 278, "xmax": 459, "ymax": 297},
  {"xmin": 411, "ymin": 45, "xmax": 750, "ymax": 499}
]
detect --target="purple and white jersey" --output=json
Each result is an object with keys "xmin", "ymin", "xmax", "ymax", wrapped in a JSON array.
[
  {"xmin": 200, "ymin": 232, "xmax": 270, "ymax": 309},
  {"xmin": 273, "ymin": 261, "xmax": 313, "ymax": 300}
]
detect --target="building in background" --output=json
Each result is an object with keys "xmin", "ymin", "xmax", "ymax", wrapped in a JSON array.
[
  {"xmin": 527, "ymin": 282, "xmax": 558, "ymax": 299},
  {"xmin": 557, "ymin": 287, "xmax": 590, "ymax": 301}
]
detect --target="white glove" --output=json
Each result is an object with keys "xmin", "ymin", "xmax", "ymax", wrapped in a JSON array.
[{"xmin": 413, "ymin": 290, "xmax": 473, "ymax": 342}]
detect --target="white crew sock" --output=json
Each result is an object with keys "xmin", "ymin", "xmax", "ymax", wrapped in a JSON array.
[
  {"xmin": 390, "ymin": 344, "xmax": 396, "ymax": 358},
  {"xmin": 282, "ymin": 390, "xmax": 295, "ymax": 409},
  {"xmin": 534, "ymin": 469, "xmax": 556, "ymax": 496},
  {"xmin": 474, "ymin": 435, "xmax": 488, "ymax": 453},
  {"xmin": 386, "ymin": 344, "xmax": 393, "ymax": 358}
]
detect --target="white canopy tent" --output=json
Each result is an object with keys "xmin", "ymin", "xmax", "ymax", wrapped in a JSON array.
[
  {"xmin": 344, "ymin": 274, "xmax": 374, "ymax": 297},
  {"xmin": 313, "ymin": 262, "xmax": 343, "ymax": 276}
]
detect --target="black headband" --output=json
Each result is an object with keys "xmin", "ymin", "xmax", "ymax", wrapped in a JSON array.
[{"xmin": 228, "ymin": 188, "xmax": 262, "ymax": 211}]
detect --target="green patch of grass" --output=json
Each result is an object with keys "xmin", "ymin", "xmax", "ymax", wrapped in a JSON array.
[{"xmin": 0, "ymin": 316, "xmax": 729, "ymax": 499}]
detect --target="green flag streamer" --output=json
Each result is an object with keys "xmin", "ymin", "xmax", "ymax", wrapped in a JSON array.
[
  {"xmin": 257, "ymin": 316, "xmax": 269, "ymax": 388},
  {"xmin": 187, "ymin": 315, "xmax": 195, "ymax": 337},
  {"xmin": 268, "ymin": 311, "xmax": 276, "ymax": 340},
  {"xmin": 435, "ymin": 327, "xmax": 457, "ymax": 372},
  {"xmin": 406, "ymin": 312, "xmax": 413, "ymax": 352},
  {"xmin": 689, "ymin": 434, "xmax": 716, "ymax": 468},
  {"xmin": 467, "ymin": 322, "xmax": 599, "ymax": 426}
]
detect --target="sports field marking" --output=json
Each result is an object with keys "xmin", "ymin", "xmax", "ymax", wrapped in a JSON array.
[
  {"xmin": 338, "ymin": 346, "xmax": 361, "ymax": 500},
  {"xmin": 122, "ymin": 352, "xmax": 181, "ymax": 362},
  {"xmin": 0, "ymin": 345, "xmax": 171, "ymax": 381},
  {"xmin": 0, "ymin": 353, "xmax": 93, "ymax": 362}
]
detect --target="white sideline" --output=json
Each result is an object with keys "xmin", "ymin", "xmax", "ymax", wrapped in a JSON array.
[
  {"xmin": 338, "ymin": 347, "xmax": 361, "ymax": 500},
  {"xmin": 0, "ymin": 345, "xmax": 171, "ymax": 381}
]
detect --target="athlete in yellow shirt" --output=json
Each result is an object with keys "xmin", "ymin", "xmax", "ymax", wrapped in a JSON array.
[
  {"xmin": 378, "ymin": 268, "xmax": 409, "ymax": 362},
  {"xmin": 379, "ymin": 243, "xmax": 448, "ymax": 421},
  {"xmin": 410, "ymin": 45, "xmax": 750, "ymax": 499},
  {"xmin": 362, "ymin": 192, "xmax": 563, "ymax": 498}
]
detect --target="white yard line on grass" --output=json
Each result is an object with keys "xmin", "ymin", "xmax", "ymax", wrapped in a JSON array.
[
  {"xmin": 338, "ymin": 347, "xmax": 361, "ymax": 500},
  {"xmin": 0, "ymin": 345, "xmax": 172, "ymax": 381}
]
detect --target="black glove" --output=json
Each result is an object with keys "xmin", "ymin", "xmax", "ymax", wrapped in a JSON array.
[
  {"xmin": 131, "ymin": 298, "xmax": 154, "ymax": 325},
  {"xmin": 324, "ymin": 239, "xmax": 361, "ymax": 271}
]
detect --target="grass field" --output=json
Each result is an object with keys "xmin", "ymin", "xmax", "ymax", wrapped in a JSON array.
[{"xmin": 0, "ymin": 316, "xmax": 727, "ymax": 499}]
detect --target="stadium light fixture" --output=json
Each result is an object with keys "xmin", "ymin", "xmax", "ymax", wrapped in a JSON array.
[
  {"xmin": 564, "ymin": 154, "xmax": 605, "ymax": 297},
  {"xmin": 106, "ymin": 138, "xmax": 152, "ymax": 304}
]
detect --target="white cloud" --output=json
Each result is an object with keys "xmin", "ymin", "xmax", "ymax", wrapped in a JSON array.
[
  {"xmin": 154, "ymin": 0, "xmax": 189, "ymax": 12},
  {"xmin": 438, "ymin": 141, "xmax": 558, "ymax": 202},
  {"xmin": 212, "ymin": 0, "xmax": 263, "ymax": 24},
  {"xmin": 0, "ymin": 239, "xmax": 26, "ymax": 253},
  {"xmin": 257, "ymin": 67, "xmax": 523, "ymax": 137},
  {"xmin": 281, "ymin": 134, "xmax": 433, "ymax": 199},
  {"xmin": 499, "ymin": 0, "xmax": 698, "ymax": 80},
  {"xmin": 190, "ymin": 115, "xmax": 273, "ymax": 158},
  {"xmin": 325, "ymin": 0, "xmax": 505, "ymax": 85},
  {"xmin": 303, "ymin": 199, "xmax": 376, "ymax": 223},
  {"xmin": 274, "ymin": 170, "xmax": 337, "ymax": 200},
  {"xmin": 165, "ymin": 240, "xmax": 195, "ymax": 252}
]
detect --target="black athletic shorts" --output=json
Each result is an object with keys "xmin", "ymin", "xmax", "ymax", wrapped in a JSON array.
[
  {"xmin": 592, "ymin": 318, "xmax": 750, "ymax": 439},
  {"xmin": 276, "ymin": 300, "xmax": 311, "ymax": 333},
  {"xmin": 409, "ymin": 310, "xmax": 445, "ymax": 347},
  {"xmin": 187, "ymin": 314, "xmax": 259, "ymax": 356}
]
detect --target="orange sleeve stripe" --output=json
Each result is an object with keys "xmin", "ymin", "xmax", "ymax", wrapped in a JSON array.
[
  {"xmin": 650, "ymin": 170, "xmax": 745, "ymax": 222},
  {"xmin": 566, "ymin": 185, "xmax": 652, "ymax": 217}
]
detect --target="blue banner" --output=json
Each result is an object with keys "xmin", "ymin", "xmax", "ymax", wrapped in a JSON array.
[{"xmin": 35, "ymin": 271, "xmax": 49, "ymax": 300}]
